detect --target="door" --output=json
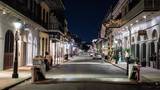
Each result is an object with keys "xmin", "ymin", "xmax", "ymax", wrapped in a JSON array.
[
  {"xmin": 141, "ymin": 43, "xmax": 146, "ymax": 67},
  {"xmin": 23, "ymin": 42, "xmax": 27, "ymax": 66},
  {"xmin": 3, "ymin": 30, "xmax": 14, "ymax": 69},
  {"xmin": 136, "ymin": 44, "xmax": 140, "ymax": 60}
]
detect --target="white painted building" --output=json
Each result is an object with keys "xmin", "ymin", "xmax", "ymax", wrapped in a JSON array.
[
  {"xmin": 104, "ymin": 0, "xmax": 160, "ymax": 68},
  {"xmin": 0, "ymin": 1, "xmax": 45, "ymax": 70}
]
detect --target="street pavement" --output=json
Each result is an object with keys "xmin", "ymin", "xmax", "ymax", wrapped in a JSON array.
[
  {"xmin": 10, "ymin": 55, "xmax": 160, "ymax": 90},
  {"xmin": 46, "ymin": 55, "xmax": 128, "ymax": 81}
]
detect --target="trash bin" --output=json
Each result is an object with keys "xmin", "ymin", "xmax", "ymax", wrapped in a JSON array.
[
  {"xmin": 129, "ymin": 64, "xmax": 140, "ymax": 81},
  {"xmin": 33, "ymin": 56, "xmax": 46, "ymax": 74},
  {"xmin": 31, "ymin": 66, "xmax": 45, "ymax": 82}
]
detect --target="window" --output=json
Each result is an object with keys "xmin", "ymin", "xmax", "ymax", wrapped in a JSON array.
[
  {"xmin": 30, "ymin": 0, "xmax": 33, "ymax": 11},
  {"xmin": 46, "ymin": 12, "xmax": 49, "ymax": 28},
  {"xmin": 152, "ymin": 29, "xmax": 158, "ymax": 39},
  {"xmin": 43, "ymin": 9, "xmax": 45, "ymax": 22},
  {"xmin": 46, "ymin": 38, "xmax": 48, "ymax": 51},
  {"xmin": 42, "ymin": 38, "xmax": 45, "ymax": 56}
]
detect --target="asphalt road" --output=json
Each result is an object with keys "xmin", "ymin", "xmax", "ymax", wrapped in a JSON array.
[{"xmin": 11, "ymin": 55, "xmax": 160, "ymax": 90}]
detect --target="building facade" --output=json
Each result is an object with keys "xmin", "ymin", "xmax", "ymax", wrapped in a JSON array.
[
  {"xmin": 101, "ymin": 0, "xmax": 160, "ymax": 68},
  {"xmin": 0, "ymin": 0, "xmax": 64, "ymax": 70}
]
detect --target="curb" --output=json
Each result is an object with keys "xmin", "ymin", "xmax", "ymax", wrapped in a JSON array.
[{"xmin": 2, "ymin": 77, "xmax": 31, "ymax": 90}]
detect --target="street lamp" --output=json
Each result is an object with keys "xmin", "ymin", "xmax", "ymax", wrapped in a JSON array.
[
  {"xmin": 125, "ymin": 26, "xmax": 132, "ymax": 76},
  {"xmin": 12, "ymin": 20, "xmax": 22, "ymax": 78}
]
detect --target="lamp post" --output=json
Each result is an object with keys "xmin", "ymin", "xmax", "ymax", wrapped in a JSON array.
[
  {"xmin": 12, "ymin": 20, "xmax": 22, "ymax": 78},
  {"xmin": 114, "ymin": 39, "xmax": 118, "ymax": 64},
  {"xmin": 126, "ymin": 26, "xmax": 132, "ymax": 76}
]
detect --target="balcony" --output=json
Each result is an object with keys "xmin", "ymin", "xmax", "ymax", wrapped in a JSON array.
[
  {"xmin": 48, "ymin": 23, "xmax": 60, "ymax": 30},
  {"xmin": 122, "ymin": 0, "xmax": 160, "ymax": 25}
]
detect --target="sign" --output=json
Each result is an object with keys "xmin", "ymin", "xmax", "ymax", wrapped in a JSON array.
[{"xmin": 138, "ymin": 30, "xmax": 147, "ymax": 35}]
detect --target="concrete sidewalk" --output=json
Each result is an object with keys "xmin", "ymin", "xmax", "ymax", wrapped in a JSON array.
[
  {"xmin": 0, "ymin": 67, "xmax": 31, "ymax": 90},
  {"xmin": 111, "ymin": 62, "xmax": 160, "ymax": 82}
]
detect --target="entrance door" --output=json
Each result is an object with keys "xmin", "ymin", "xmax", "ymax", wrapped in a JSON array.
[
  {"xmin": 150, "ymin": 42, "xmax": 155, "ymax": 67},
  {"xmin": 136, "ymin": 44, "xmax": 140, "ymax": 60},
  {"xmin": 131, "ymin": 44, "xmax": 135, "ymax": 58},
  {"xmin": 23, "ymin": 42, "xmax": 27, "ymax": 66},
  {"xmin": 141, "ymin": 43, "xmax": 146, "ymax": 67},
  {"xmin": 3, "ymin": 30, "xmax": 14, "ymax": 69}
]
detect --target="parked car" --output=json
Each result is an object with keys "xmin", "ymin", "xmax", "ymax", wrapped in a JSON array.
[
  {"xmin": 93, "ymin": 53, "xmax": 102, "ymax": 59},
  {"xmin": 89, "ymin": 53, "xmax": 94, "ymax": 57}
]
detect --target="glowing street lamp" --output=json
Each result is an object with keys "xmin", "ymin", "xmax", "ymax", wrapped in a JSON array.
[{"xmin": 12, "ymin": 20, "xmax": 22, "ymax": 78}]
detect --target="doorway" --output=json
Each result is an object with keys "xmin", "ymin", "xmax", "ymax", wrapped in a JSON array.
[
  {"xmin": 141, "ymin": 43, "xmax": 146, "ymax": 67},
  {"xmin": 3, "ymin": 30, "xmax": 14, "ymax": 69}
]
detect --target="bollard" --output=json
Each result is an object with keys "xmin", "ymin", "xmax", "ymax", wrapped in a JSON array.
[{"xmin": 31, "ymin": 66, "xmax": 37, "ymax": 82}]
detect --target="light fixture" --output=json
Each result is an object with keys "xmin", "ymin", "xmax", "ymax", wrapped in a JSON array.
[
  {"xmin": 136, "ymin": 20, "xmax": 139, "ymax": 23},
  {"xmin": 130, "ymin": 24, "xmax": 133, "ymax": 26},
  {"xmin": 143, "ymin": 15, "xmax": 146, "ymax": 19},
  {"xmin": 114, "ymin": 39, "xmax": 118, "ymax": 44},
  {"xmin": 13, "ymin": 20, "xmax": 22, "ymax": 29},
  {"xmin": 2, "ymin": 10, "xmax": 6, "ymax": 14},
  {"xmin": 24, "ymin": 24, "xmax": 30, "ymax": 31}
]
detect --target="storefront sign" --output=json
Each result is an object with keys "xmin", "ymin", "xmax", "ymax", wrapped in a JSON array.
[{"xmin": 138, "ymin": 30, "xmax": 147, "ymax": 35}]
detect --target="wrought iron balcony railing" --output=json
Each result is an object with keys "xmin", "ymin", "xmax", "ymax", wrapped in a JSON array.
[
  {"xmin": 122, "ymin": 0, "xmax": 160, "ymax": 24},
  {"xmin": 105, "ymin": 0, "xmax": 160, "ymax": 28}
]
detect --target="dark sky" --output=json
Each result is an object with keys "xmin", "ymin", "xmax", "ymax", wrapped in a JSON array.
[{"xmin": 63, "ymin": 0, "xmax": 117, "ymax": 42}]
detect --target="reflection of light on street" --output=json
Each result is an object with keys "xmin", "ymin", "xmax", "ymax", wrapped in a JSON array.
[
  {"xmin": 47, "ymin": 74, "xmax": 127, "ymax": 78},
  {"xmin": 46, "ymin": 74, "xmax": 130, "ymax": 82},
  {"xmin": 63, "ymin": 62, "xmax": 111, "ymax": 65}
]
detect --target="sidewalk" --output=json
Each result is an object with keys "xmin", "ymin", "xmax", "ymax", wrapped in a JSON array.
[
  {"xmin": 110, "ymin": 62, "xmax": 160, "ymax": 82},
  {"xmin": 0, "ymin": 67, "xmax": 31, "ymax": 90}
]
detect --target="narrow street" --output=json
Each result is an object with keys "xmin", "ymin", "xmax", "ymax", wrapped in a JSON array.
[
  {"xmin": 10, "ymin": 55, "xmax": 160, "ymax": 90},
  {"xmin": 46, "ymin": 55, "xmax": 127, "ymax": 81}
]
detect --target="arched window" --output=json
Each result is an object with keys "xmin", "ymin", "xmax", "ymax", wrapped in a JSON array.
[
  {"xmin": 137, "ymin": 34, "xmax": 140, "ymax": 41},
  {"xmin": 5, "ymin": 30, "xmax": 14, "ymax": 53},
  {"xmin": 4, "ymin": 30, "xmax": 14, "ymax": 69},
  {"xmin": 144, "ymin": 34, "xmax": 148, "ymax": 40},
  {"xmin": 42, "ymin": 38, "xmax": 45, "ymax": 56},
  {"xmin": 152, "ymin": 29, "xmax": 158, "ymax": 39}
]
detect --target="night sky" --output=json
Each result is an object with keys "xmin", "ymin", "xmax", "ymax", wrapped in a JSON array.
[{"xmin": 63, "ymin": 0, "xmax": 117, "ymax": 42}]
